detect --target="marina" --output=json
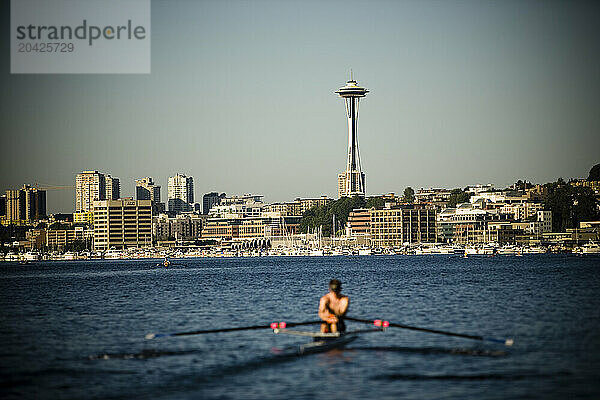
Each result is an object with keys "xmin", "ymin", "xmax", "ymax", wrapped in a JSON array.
[{"xmin": 2, "ymin": 240, "xmax": 599, "ymax": 262}]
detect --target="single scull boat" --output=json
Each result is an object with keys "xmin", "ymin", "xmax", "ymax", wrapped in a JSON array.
[{"xmin": 273, "ymin": 327, "xmax": 384, "ymax": 355}]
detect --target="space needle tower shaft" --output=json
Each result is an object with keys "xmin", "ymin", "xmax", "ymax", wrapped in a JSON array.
[{"xmin": 335, "ymin": 75, "xmax": 369, "ymax": 198}]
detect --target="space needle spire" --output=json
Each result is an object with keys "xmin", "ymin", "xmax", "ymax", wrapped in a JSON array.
[{"xmin": 335, "ymin": 74, "xmax": 369, "ymax": 198}]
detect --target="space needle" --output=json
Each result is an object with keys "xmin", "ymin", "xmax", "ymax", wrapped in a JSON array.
[{"xmin": 335, "ymin": 74, "xmax": 369, "ymax": 198}]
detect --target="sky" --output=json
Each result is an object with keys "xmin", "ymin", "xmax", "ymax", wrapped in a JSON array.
[{"xmin": 1, "ymin": 0, "xmax": 599, "ymax": 213}]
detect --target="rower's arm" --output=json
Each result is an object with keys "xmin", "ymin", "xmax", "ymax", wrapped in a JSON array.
[
  {"xmin": 318, "ymin": 296, "xmax": 332, "ymax": 321},
  {"xmin": 339, "ymin": 296, "xmax": 349, "ymax": 316}
]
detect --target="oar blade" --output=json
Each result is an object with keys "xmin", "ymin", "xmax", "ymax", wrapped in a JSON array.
[{"xmin": 145, "ymin": 333, "xmax": 173, "ymax": 340}]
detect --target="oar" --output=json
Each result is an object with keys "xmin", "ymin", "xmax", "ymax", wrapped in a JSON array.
[
  {"xmin": 346, "ymin": 317, "xmax": 514, "ymax": 346},
  {"xmin": 145, "ymin": 320, "xmax": 322, "ymax": 340}
]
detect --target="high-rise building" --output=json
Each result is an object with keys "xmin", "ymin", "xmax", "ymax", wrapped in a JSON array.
[
  {"xmin": 105, "ymin": 175, "xmax": 120, "ymax": 200},
  {"xmin": 136, "ymin": 177, "xmax": 164, "ymax": 214},
  {"xmin": 202, "ymin": 192, "xmax": 226, "ymax": 215},
  {"xmin": 336, "ymin": 76, "xmax": 368, "ymax": 198},
  {"xmin": 4, "ymin": 185, "xmax": 46, "ymax": 224},
  {"xmin": 24, "ymin": 186, "xmax": 46, "ymax": 221},
  {"xmin": 92, "ymin": 199, "xmax": 152, "ymax": 250},
  {"xmin": 136, "ymin": 177, "xmax": 161, "ymax": 202},
  {"xmin": 76, "ymin": 171, "xmax": 106, "ymax": 212},
  {"xmin": 0, "ymin": 194, "xmax": 6, "ymax": 217},
  {"xmin": 168, "ymin": 174, "xmax": 194, "ymax": 214},
  {"xmin": 5, "ymin": 189, "xmax": 24, "ymax": 223},
  {"xmin": 76, "ymin": 171, "xmax": 121, "ymax": 212}
]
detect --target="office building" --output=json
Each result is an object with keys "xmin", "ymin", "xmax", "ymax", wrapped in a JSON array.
[
  {"xmin": 168, "ymin": 174, "xmax": 194, "ymax": 214},
  {"xmin": 92, "ymin": 199, "xmax": 152, "ymax": 250},
  {"xmin": 346, "ymin": 208, "xmax": 370, "ymax": 237},
  {"xmin": 370, "ymin": 207, "xmax": 437, "ymax": 247},
  {"xmin": 201, "ymin": 215, "xmax": 300, "ymax": 241}
]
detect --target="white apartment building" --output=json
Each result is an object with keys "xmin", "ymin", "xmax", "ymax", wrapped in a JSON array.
[
  {"xmin": 168, "ymin": 174, "xmax": 194, "ymax": 214},
  {"xmin": 501, "ymin": 202, "xmax": 544, "ymax": 221}
]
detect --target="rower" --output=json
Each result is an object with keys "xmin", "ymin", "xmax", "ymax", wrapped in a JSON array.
[{"xmin": 318, "ymin": 279, "xmax": 349, "ymax": 334}]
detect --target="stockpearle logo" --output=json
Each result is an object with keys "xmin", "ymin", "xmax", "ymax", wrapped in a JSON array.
[{"xmin": 11, "ymin": 0, "xmax": 151, "ymax": 74}]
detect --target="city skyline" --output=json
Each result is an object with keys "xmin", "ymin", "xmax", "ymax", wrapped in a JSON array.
[{"xmin": 1, "ymin": 1, "xmax": 600, "ymax": 213}]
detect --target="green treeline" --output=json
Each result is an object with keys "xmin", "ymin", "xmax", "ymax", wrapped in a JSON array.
[
  {"xmin": 543, "ymin": 180, "xmax": 599, "ymax": 232},
  {"xmin": 300, "ymin": 196, "xmax": 377, "ymax": 236}
]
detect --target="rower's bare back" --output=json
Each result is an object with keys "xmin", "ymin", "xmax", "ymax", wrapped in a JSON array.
[{"xmin": 320, "ymin": 292, "xmax": 349, "ymax": 320}]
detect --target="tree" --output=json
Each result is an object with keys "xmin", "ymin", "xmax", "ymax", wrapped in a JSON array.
[
  {"xmin": 299, "ymin": 196, "xmax": 366, "ymax": 236},
  {"xmin": 588, "ymin": 163, "xmax": 600, "ymax": 181},
  {"xmin": 403, "ymin": 187, "xmax": 415, "ymax": 203},
  {"xmin": 544, "ymin": 180, "xmax": 600, "ymax": 231},
  {"xmin": 365, "ymin": 196, "xmax": 385, "ymax": 209},
  {"xmin": 447, "ymin": 189, "xmax": 471, "ymax": 208}
]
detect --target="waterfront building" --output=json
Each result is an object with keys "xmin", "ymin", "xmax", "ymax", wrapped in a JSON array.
[
  {"xmin": 167, "ymin": 174, "xmax": 194, "ymax": 214},
  {"xmin": 75, "ymin": 171, "xmax": 106, "ymax": 212},
  {"xmin": 336, "ymin": 77, "xmax": 368, "ymax": 198},
  {"xmin": 92, "ymin": 199, "xmax": 152, "ymax": 251},
  {"xmin": 201, "ymin": 214, "xmax": 300, "ymax": 241},
  {"xmin": 105, "ymin": 175, "xmax": 120, "ymax": 200},
  {"xmin": 46, "ymin": 227, "xmax": 89, "ymax": 251},
  {"xmin": 25, "ymin": 225, "xmax": 91, "ymax": 251},
  {"xmin": 203, "ymin": 192, "xmax": 226, "ymax": 215},
  {"xmin": 530, "ymin": 211, "xmax": 552, "ymax": 235},
  {"xmin": 152, "ymin": 213, "xmax": 203, "ymax": 242},
  {"xmin": 25, "ymin": 228, "xmax": 46, "ymax": 249},
  {"xmin": 346, "ymin": 208, "xmax": 370, "ymax": 237},
  {"xmin": 436, "ymin": 203, "xmax": 509, "ymax": 244},
  {"xmin": 209, "ymin": 194, "xmax": 264, "ymax": 218},
  {"xmin": 370, "ymin": 206, "xmax": 437, "ymax": 247},
  {"xmin": 500, "ymin": 202, "xmax": 544, "ymax": 221}
]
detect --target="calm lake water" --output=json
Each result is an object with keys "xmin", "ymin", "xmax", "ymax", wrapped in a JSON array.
[{"xmin": 1, "ymin": 255, "xmax": 599, "ymax": 399}]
